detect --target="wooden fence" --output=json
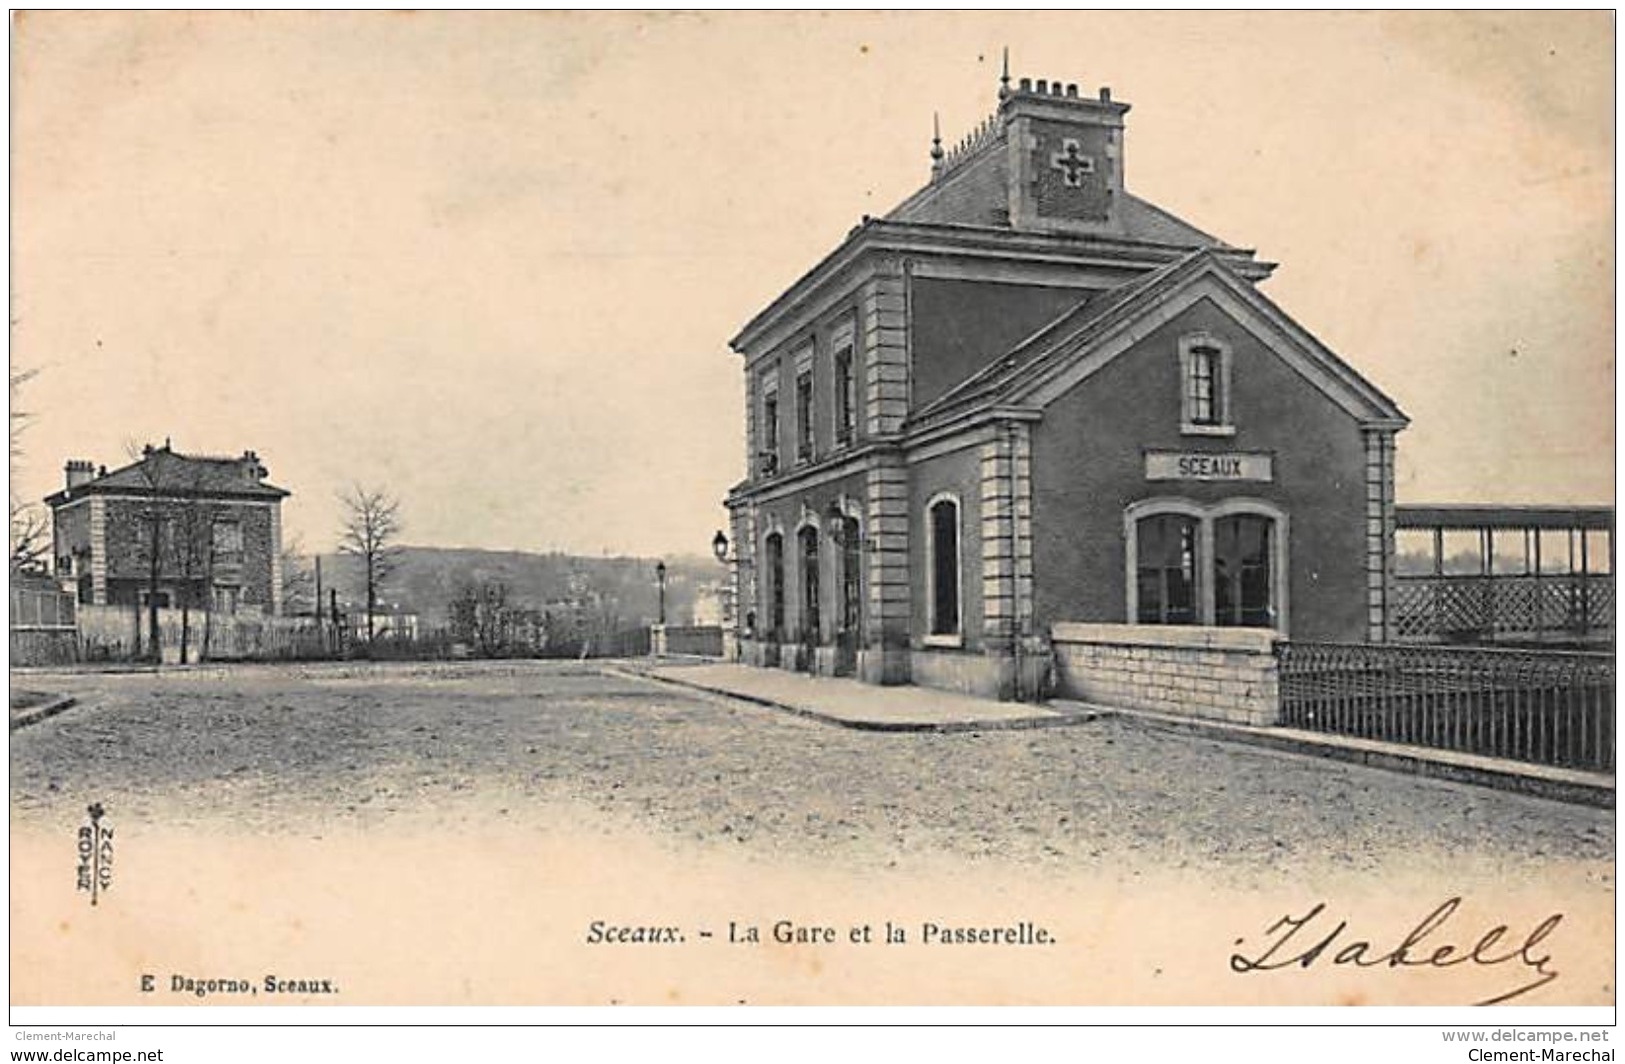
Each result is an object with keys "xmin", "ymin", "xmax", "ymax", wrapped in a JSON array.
[{"xmin": 74, "ymin": 604, "xmax": 340, "ymax": 663}]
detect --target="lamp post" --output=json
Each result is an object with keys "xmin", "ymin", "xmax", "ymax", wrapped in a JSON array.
[
  {"xmin": 650, "ymin": 559, "xmax": 668, "ymax": 659},
  {"xmin": 712, "ymin": 529, "xmax": 739, "ymax": 662}
]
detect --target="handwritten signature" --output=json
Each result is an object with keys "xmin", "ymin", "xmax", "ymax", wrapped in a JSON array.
[{"xmin": 1230, "ymin": 897, "xmax": 1561, "ymax": 1005}]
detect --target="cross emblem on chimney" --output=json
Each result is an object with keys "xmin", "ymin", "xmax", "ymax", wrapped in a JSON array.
[{"xmin": 1050, "ymin": 138, "xmax": 1096, "ymax": 187}]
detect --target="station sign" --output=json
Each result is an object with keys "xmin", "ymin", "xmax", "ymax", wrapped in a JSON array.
[{"xmin": 1145, "ymin": 450, "xmax": 1274, "ymax": 483}]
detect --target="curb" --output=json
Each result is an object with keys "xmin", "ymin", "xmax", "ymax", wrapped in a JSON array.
[
  {"xmin": 9, "ymin": 696, "xmax": 80, "ymax": 732},
  {"xmin": 1052, "ymin": 700, "xmax": 1615, "ymax": 810},
  {"xmin": 610, "ymin": 667, "xmax": 1099, "ymax": 734},
  {"xmin": 611, "ymin": 666, "xmax": 1611, "ymax": 808}
]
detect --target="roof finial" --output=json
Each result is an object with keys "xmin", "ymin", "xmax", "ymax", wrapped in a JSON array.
[
  {"xmin": 930, "ymin": 111, "xmax": 944, "ymax": 180},
  {"xmin": 998, "ymin": 46, "xmax": 1011, "ymax": 100}
]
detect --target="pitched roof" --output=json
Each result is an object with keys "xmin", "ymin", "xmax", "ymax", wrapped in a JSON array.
[
  {"xmin": 909, "ymin": 248, "xmax": 1407, "ymax": 433},
  {"xmin": 911, "ymin": 251, "xmax": 1205, "ymax": 428},
  {"xmin": 1119, "ymin": 193, "xmax": 1226, "ymax": 248},
  {"xmin": 45, "ymin": 446, "xmax": 290, "ymax": 506},
  {"xmin": 885, "ymin": 136, "xmax": 1233, "ymax": 252}
]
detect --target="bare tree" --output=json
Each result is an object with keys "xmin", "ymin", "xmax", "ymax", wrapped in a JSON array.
[
  {"xmin": 279, "ymin": 533, "xmax": 317, "ymax": 616},
  {"xmin": 450, "ymin": 578, "xmax": 521, "ymax": 657},
  {"xmin": 9, "ymin": 506, "xmax": 50, "ymax": 576},
  {"xmin": 119, "ymin": 440, "xmax": 218, "ymax": 664},
  {"xmin": 9, "ymin": 367, "xmax": 50, "ymax": 576},
  {"xmin": 337, "ymin": 484, "xmax": 403, "ymax": 644},
  {"xmin": 8, "ymin": 367, "xmax": 35, "ymax": 458},
  {"xmin": 170, "ymin": 483, "xmax": 218, "ymax": 665},
  {"xmin": 122, "ymin": 441, "xmax": 171, "ymax": 663}
]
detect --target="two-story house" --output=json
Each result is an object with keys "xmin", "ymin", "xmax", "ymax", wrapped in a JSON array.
[
  {"xmin": 45, "ymin": 442, "xmax": 290, "ymax": 616},
  {"xmin": 724, "ymin": 68, "xmax": 1407, "ymax": 700}
]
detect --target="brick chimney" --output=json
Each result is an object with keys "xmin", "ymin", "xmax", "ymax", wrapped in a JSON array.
[
  {"xmin": 999, "ymin": 74, "xmax": 1130, "ymax": 234},
  {"xmin": 241, "ymin": 450, "xmax": 267, "ymax": 481},
  {"xmin": 64, "ymin": 459, "xmax": 95, "ymax": 489}
]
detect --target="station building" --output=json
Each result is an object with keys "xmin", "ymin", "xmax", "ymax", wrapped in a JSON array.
[{"xmin": 724, "ymin": 69, "xmax": 1408, "ymax": 699}]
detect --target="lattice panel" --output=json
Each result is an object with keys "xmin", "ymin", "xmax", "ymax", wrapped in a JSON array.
[
  {"xmin": 1588, "ymin": 578, "xmax": 1615, "ymax": 630},
  {"xmin": 1431, "ymin": 579, "xmax": 1493, "ymax": 633},
  {"xmin": 1394, "ymin": 575, "xmax": 1615, "ymax": 641},
  {"xmin": 1487, "ymin": 578, "xmax": 1539, "ymax": 635},
  {"xmin": 1392, "ymin": 581, "xmax": 1436, "ymax": 640}
]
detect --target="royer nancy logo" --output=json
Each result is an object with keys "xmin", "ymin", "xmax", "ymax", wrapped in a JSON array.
[{"xmin": 76, "ymin": 802, "xmax": 113, "ymax": 906}]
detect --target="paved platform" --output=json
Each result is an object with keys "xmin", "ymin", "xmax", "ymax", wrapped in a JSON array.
[
  {"xmin": 630, "ymin": 660, "xmax": 1614, "ymax": 808},
  {"xmin": 1077, "ymin": 700, "xmax": 1617, "ymax": 809},
  {"xmin": 631, "ymin": 662, "xmax": 1093, "ymax": 732}
]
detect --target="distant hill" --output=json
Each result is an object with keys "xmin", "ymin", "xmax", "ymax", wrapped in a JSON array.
[{"xmin": 303, "ymin": 546, "xmax": 726, "ymax": 628}]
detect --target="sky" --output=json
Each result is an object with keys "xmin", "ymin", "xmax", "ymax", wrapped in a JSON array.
[{"xmin": 10, "ymin": 11, "xmax": 1615, "ymax": 557}]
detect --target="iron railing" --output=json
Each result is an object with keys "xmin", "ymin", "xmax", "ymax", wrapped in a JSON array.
[{"xmin": 1278, "ymin": 641, "xmax": 1614, "ymax": 773}]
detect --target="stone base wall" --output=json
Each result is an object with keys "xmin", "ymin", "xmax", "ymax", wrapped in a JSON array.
[
  {"xmin": 857, "ymin": 646, "xmax": 911, "ymax": 686},
  {"xmin": 778, "ymin": 644, "xmax": 809, "ymax": 672},
  {"xmin": 813, "ymin": 646, "xmax": 841, "ymax": 677},
  {"xmin": 1051, "ymin": 623, "xmax": 1280, "ymax": 726},
  {"xmin": 910, "ymin": 643, "xmax": 1053, "ymax": 702},
  {"xmin": 739, "ymin": 639, "xmax": 782, "ymax": 668},
  {"xmin": 652, "ymin": 625, "xmax": 724, "ymax": 657},
  {"xmin": 739, "ymin": 637, "xmax": 1052, "ymax": 703}
]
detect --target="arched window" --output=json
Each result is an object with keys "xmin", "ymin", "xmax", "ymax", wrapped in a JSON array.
[
  {"xmin": 1126, "ymin": 499, "xmax": 1288, "ymax": 631},
  {"xmin": 1136, "ymin": 513, "xmax": 1199, "ymax": 624},
  {"xmin": 1213, "ymin": 513, "xmax": 1274, "ymax": 627},
  {"xmin": 840, "ymin": 515, "xmax": 862, "ymax": 635},
  {"xmin": 764, "ymin": 532, "xmax": 785, "ymax": 638},
  {"xmin": 799, "ymin": 525, "xmax": 821, "ymax": 643},
  {"xmin": 927, "ymin": 495, "xmax": 961, "ymax": 639}
]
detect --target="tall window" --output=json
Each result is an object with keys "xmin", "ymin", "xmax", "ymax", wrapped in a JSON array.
[
  {"xmin": 1179, "ymin": 333, "xmax": 1233, "ymax": 434},
  {"xmin": 1213, "ymin": 514, "xmax": 1273, "ymax": 627},
  {"xmin": 213, "ymin": 520, "xmax": 243, "ymax": 567},
  {"xmin": 1187, "ymin": 345, "xmax": 1219, "ymax": 425},
  {"xmin": 147, "ymin": 515, "xmax": 177, "ymax": 562},
  {"xmin": 760, "ymin": 388, "xmax": 780, "ymax": 476},
  {"xmin": 799, "ymin": 525, "xmax": 821, "ymax": 643},
  {"xmin": 929, "ymin": 497, "xmax": 960, "ymax": 637},
  {"xmin": 1136, "ymin": 514, "xmax": 1198, "ymax": 624},
  {"xmin": 833, "ymin": 346, "xmax": 855, "ymax": 445},
  {"xmin": 795, "ymin": 371, "xmax": 815, "ymax": 463},
  {"xmin": 765, "ymin": 533, "xmax": 785, "ymax": 637},
  {"xmin": 840, "ymin": 516, "xmax": 862, "ymax": 635}
]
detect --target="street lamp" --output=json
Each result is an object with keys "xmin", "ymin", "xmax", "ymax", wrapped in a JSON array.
[
  {"xmin": 655, "ymin": 560, "xmax": 667, "ymax": 626},
  {"xmin": 711, "ymin": 530, "xmax": 744, "ymax": 660}
]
